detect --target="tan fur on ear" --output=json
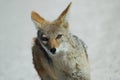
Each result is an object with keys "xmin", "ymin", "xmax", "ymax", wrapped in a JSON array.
[
  {"xmin": 31, "ymin": 11, "xmax": 45, "ymax": 24},
  {"xmin": 57, "ymin": 2, "xmax": 72, "ymax": 21}
]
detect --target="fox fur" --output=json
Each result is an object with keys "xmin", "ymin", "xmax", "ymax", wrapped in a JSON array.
[{"xmin": 31, "ymin": 2, "xmax": 90, "ymax": 80}]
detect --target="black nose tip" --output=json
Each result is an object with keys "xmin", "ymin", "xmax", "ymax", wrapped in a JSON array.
[{"xmin": 50, "ymin": 48, "xmax": 56, "ymax": 54}]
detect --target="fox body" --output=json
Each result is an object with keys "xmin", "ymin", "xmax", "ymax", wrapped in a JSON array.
[{"xmin": 31, "ymin": 3, "xmax": 90, "ymax": 80}]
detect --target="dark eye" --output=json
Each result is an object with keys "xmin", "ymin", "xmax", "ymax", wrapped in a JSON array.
[
  {"xmin": 40, "ymin": 34, "xmax": 49, "ymax": 41},
  {"xmin": 41, "ymin": 35, "xmax": 48, "ymax": 41},
  {"xmin": 41, "ymin": 37, "xmax": 48, "ymax": 41},
  {"xmin": 56, "ymin": 34, "xmax": 62, "ymax": 39}
]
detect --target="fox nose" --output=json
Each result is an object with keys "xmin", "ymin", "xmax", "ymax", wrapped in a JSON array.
[{"xmin": 50, "ymin": 48, "xmax": 56, "ymax": 54}]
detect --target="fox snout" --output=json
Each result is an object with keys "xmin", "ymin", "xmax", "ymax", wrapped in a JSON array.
[
  {"xmin": 48, "ymin": 39, "xmax": 59, "ymax": 48},
  {"xmin": 48, "ymin": 39, "xmax": 59, "ymax": 54}
]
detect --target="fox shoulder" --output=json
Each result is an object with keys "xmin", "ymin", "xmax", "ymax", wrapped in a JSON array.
[{"xmin": 72, "ymin": 35, "xmax": 88, "ymax": 58}]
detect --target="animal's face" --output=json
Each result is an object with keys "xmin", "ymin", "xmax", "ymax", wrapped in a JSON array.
[{"xmin": 31, "ymin": 3, "xmax": 71, "ymax": 54}]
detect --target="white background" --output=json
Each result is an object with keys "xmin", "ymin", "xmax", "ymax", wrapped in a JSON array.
[{"xmin": 0, "ymin": 0, "xmax": 120, "ymax": 80}]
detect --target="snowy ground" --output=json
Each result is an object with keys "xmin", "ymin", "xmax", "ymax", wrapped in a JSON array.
[{"xmin": 0, "ymin": 0, "xmax": 120, "ymax": 80}]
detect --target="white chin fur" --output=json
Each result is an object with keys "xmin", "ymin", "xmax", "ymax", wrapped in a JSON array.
[{"xmin": 56, "ymin": 42, "xmax": 69, "ymax": 53}]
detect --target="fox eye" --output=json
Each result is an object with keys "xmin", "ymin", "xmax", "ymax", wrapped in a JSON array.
[
  {"xmin": 56, "ymin": 34, "xmax": 62, "ymax": 39},
  {"xmin": 41, "ymin": 35, "xmax": 48, "ymax": 41},
  {"xmin": 41, "ymin": 37, "xmax": 48, "ymax": 41}
]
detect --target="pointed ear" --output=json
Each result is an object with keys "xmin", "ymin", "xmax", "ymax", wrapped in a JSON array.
[
  {"xmin": 57, "ymin": 2, "xmax": 72, "ymax": 23},
  {"xmin": 31, "ymin": 11, "xmax": 45, "ymax": 28}
]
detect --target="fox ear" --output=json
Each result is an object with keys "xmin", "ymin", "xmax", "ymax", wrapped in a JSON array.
[
  {"xmin": 57, "ymin": 2, "xmax": 72, "ymax": 24},
  {"xmin": 31, "ymin": 11, "xmax": 45, "ymax": 28}
]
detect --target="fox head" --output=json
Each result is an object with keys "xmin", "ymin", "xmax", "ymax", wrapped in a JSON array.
[{"xmin": 31, "ymin": 2, "xmax": 72, "ymax": 54}]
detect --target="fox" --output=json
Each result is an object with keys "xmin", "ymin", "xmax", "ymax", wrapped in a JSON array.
[{"xmin": 31, "ymin": 2, "xmax": 90, "ymax": 80}]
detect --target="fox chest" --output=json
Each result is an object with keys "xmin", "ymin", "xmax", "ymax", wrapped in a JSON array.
[
  {"xmin": 51, "ymin": 51, "xmax": 89, "ymax": 80},
  {"xmin": 52, "ymin": 51, "xmax": 87, "ymax": 73}
]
